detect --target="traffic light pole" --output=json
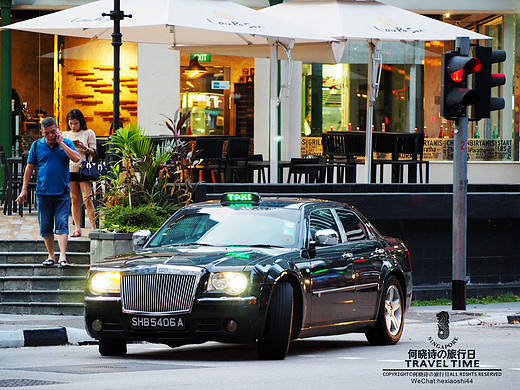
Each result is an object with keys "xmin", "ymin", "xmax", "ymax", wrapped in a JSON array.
[{"xmin": 452, "ymin": 37, "xmax": 469, "ymax": 311}]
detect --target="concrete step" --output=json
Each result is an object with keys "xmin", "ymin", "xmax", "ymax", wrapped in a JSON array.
[
  {"xmin": 0, "ymin": 264, "xmax": 89, "ymax": 277},
  {"xmin": 0, "ymin": 240, "xmax": 91, "ymax": 315},
  {"xmin": 0, "ymin": 275, "xmax": 88, "ymax": 291},
  {"xmin": 0, "ymin": 301, "xmax": 84, "ymax": 315},
  {"xmin": 0, "ymin": 273, "xmax": 88, "ymax": 315},
  {"xmin": 0, "ymin": 239, "xmax": 91, "ymax": 253},
  {"xmin": 1, "ymin": 289, "xmax": 84, "ymax": 303},
  {"xmin": 0, "ymin": 252, "xmax": 91, "ymax": 265}
]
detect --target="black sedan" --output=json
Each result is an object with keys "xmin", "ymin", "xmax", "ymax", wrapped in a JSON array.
[{"xmin": 85, "ymin": 193, "xmax": 412, "ymax": 359}]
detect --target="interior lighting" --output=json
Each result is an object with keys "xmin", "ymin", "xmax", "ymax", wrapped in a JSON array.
[{"xmin": 182, "ymin": 56, "xmax": 208, "ymax": 79}]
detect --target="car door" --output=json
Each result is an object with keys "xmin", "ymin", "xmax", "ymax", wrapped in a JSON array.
[
  {"xmin": 308, "ymin": 207, "xmax": 356, "ymax": 327},
  {"xmin": 335, "ymin": 207, "xmax": 384, "ymax": 321}
]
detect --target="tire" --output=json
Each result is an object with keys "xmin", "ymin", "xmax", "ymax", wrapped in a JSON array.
[
  {"xmin": 365, "ymin": 276, "xmax": 404, "ymax": 345},
  {"xmin": 99, "ymin": 338, "xmax": 127, "ymax": 356},
  {"xmin": 257, "ymin": 281, "xmax": 294, "ymax": 360}
]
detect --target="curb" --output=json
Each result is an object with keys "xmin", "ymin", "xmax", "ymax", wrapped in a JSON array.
[{"xmin": 0, "ymin": 327, "xmax": 94, "ymax": 348}]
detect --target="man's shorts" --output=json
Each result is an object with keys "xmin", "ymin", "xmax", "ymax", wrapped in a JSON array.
[{"xmin": 37, "ymin": 192, "xmax": 70, "ymax": 237}]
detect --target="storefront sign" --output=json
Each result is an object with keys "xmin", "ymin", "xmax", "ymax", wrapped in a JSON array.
[
  {"xmin": 423, "ymin": 138, "xmax": 513, "ymax": 161},
  {"xmin": 190, "ymin": 53, "xmax": 211, "ymax": 62},
  {"xmin": 211, "ymin": 80, "xmax": 230, "ymax": 90},
  {"xmin": 301, "ymin": 137, "xmax": 323, "ymax": 156}
]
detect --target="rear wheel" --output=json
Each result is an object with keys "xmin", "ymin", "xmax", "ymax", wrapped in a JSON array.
[
  {"xmin": 365, "ymin": 276, "xmax": 404, "ymax": 345},
  {"xmin": 99, "ymin": 338, "xmax": 127, "ymax": 356},
  {"xmin": 257, "ymin": 281, "xmax": 294, "ymax": 360}
]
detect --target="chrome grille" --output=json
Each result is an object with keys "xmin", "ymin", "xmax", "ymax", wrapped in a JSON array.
[{"xmin": 121, "ymin": 269, "xmax": 201, "ymax": 315}]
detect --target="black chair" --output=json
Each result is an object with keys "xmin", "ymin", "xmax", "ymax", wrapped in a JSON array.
[
  {"xmin": 246, "ymin": 154, "xmax": 267, "ymax": 183},
  {"xmin": 0, "ymin": 145, "xmax": 14, "ymax": 215},
  {"xmin": 20, "ymin": 152, "xmax": 37, "ymax": 216},
  {"xmin": 287, "ymin": 157, "xmax": 320, "ymax": 183},
  {"xmin": 222, "ymin": 137, "xmax": 250, "ymax": 182},
  {"xmin": 193, "ymin": 137, "xmax": 224, "ymax": 182}
]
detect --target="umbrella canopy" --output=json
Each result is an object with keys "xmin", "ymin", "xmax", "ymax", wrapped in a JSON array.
[
  {"xmin": 260, "ymin": 0, "xmax": 490, "ymax": 42},
  {"xmin": 260, "ymin": 0, "xmax": 491, "ymax": 182},
  {"xmin": 4, "ymin": 0, "xmax": 330, "ymax": 45}
]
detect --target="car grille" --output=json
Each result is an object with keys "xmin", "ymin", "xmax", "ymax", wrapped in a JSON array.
[{"xmin": 121, "ymin": 270, "xmax": 201, "ymax": 315}]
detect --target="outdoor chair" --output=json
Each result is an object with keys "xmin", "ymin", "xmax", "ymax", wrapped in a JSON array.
[
  {"xmin": 222, "ymin": 136, "xmax": 251, "ymax": 182},
  {"xmin": 0, "ymin": 145, "xmax": 14, "ymax": 215},
  {"xmin": 287, "ymin": 157, "xmax": 320, "ymax": 183},
  {"xmin": 193, "ymin": 137, "xmax": 224, "ymax": 183}
]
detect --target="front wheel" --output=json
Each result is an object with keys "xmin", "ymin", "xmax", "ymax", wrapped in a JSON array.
[
  {"xmin": 99, "ymin": 338, "xmax": 127, "ymax": 356},
  {"xmin": 257, "ymin": 281, "xmax": 294, "ymax": 360},
  {"xmin": 365, "ymin": 276, "xmax": 404, "ymax": 345}
]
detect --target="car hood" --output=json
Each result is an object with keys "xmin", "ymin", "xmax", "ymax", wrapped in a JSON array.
[{"xmin": 91, "ymin": 245, "xmax": 294, "ymax": 272}]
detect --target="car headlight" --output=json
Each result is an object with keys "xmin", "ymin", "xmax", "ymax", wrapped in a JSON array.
[
  {"xmin": 89, "ymin": 272, "xmax": 121, "ymax": 295},
  {"xmin": 208, "ymin": 272, "xmax": 248, "ymax": 295}
]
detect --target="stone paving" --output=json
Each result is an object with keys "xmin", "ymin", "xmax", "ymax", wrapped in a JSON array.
[{"xmin": 0, "ymin": 209, "xmax": 93, "ymax": 241}]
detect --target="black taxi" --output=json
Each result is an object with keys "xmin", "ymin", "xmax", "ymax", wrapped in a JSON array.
[{"xmin": 85, "ymin": 193, "xmax": 412, "ymax": 359}]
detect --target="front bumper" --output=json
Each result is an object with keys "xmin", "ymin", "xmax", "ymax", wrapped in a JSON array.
[{"xmin": 85, "ymin": 295, "xmax": 265, "ymax": 345}]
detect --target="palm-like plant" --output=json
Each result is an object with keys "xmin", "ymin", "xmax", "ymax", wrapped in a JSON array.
[{"xmin": 102, "ymin": 121, "xmax": 191, "ymax": 208}]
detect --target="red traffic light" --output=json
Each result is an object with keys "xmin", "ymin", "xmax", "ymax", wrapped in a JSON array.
[
  {"xmin": 472, "ymin": 46, "xmax": 507, "ymax": 120},
  {"xmin": 441, "ymin": 51, "xmax": 481, "ymax": 120},
  {"xmin": 447, "ymin": 57, "xmax": 481, "ymax": 82}
]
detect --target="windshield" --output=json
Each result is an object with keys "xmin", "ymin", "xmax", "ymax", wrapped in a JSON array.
[{"xmin": 147, "ymin": 206, "xmax": 301, "ymax": 249}]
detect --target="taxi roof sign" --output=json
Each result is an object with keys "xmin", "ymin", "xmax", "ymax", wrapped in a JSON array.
[{"xmin": 221, "ymin": 192, "xmax": 260, "ymax": 206}]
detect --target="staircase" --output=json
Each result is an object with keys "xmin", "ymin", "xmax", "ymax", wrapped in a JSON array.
[{"xmin": 0, "ymin": 239, "xmax": 90, "ymax": 315}]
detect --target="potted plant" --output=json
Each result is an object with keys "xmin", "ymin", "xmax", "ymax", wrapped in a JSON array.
[{"xmin": 90, "ymin": 111, "xmax": 193, "ymax": 263}]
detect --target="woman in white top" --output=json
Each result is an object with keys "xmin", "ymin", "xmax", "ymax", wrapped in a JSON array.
[{"xmin": 63, "ymin": 109, "xmax": 97, "ymax": 236}]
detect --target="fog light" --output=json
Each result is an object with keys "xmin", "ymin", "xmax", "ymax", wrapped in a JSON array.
[
  {"xmin": 225, "ymin": 319, "xmax": 238, "ymax": 333},
  {"xmin": 92, "ymin": 319, "xmax": 103, "ymax": 332}
]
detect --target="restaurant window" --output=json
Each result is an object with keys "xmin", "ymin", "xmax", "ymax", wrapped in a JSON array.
[
  {"xmin": 9, "ymin": 27, "xmax": 138, "ymax": 154},
  {"xmin": 302, "ymin": 40, "xmax": 424, "ymax": 141},
  {"xmin": 180, "ymin": 66, "xmax": 230, "ymax": 136}
]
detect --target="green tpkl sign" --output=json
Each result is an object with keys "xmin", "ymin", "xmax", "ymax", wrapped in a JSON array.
[{"xmin": 190, "ymin": 53, "xmax": 211, "ymax": 62}]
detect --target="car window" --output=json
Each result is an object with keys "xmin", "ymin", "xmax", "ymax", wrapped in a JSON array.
[
  {"xmin": 309, "ymin": 208, "xmax": 342, "ymax": 242},
  {"xmin": 335, "ymin": 208, "xmax": 368, "ymax": 241}
]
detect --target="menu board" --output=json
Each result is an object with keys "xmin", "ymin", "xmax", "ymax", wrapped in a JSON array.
[{"xmin": 301, "ymin": 137, "xmax": 323, "ymax": 156}]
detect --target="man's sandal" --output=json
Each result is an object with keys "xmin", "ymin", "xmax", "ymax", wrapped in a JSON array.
[
  {"xmin": 58, "ymin": 260, "xmax": 71, "ymax": 268},
  {"xmin": 42, "ymin": 259, "xmax": 55, "ymax": 266}
]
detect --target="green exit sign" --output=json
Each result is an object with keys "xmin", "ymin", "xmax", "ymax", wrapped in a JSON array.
[{"xmin": 190, "ymin": 53, "xmax": 211, "ymax": 62}]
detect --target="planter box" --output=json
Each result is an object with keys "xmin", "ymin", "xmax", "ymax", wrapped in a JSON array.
[{"xmin": 89, "ymin": 231, "xmax": 134, "ymax": 264}]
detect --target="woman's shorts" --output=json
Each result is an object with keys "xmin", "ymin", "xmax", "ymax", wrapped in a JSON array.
[{"xmin": 70, "ymin": 171, "xmax": 91, "ymax": 182}]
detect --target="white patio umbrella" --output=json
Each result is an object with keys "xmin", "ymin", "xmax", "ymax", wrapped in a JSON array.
[
  {"xmin": 4, "ymin": 0, "xmax": 336, "ymax": 182},
  {"xmin": 259, "ymin": 0, "xmax": 491, "ymax": 182}
]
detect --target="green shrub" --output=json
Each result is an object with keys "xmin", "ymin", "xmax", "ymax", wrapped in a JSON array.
[
  {"xmin": 411, "ymin": 294, "xmax": 520, "ymax": 306},
  {"xmin": 101, "ymin": 204, "xmax": 179, "ymax": 233}
]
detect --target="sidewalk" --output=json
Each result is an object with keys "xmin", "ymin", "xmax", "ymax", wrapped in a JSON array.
[
  {"xmin": 0, "ymin": 210, "xmax": 93, "ymax": 241},
  {"xmin": 0, "ymin": 302, "xmax": 518, "ymax": 349}
]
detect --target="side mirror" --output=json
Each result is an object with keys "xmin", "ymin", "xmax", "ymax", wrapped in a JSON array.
[
  {"xmin": 315, "ymin": 229, "xmax": 339, "ymax": 246},
  {"xmin": 132, "ymin": 229, "xmax": 151, "ymax": 251}
]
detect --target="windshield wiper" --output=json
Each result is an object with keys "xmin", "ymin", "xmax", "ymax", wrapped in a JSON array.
[
  {"xmin": 231, "ymin": 244, "xmax": 285, "ymax": 249},
  {"xmin": 165, "ymin": 242, "xmax": 213, "ymax": 248}
]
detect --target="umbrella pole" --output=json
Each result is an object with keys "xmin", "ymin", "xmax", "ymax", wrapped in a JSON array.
[
  {"xmin": 269, "ymin": 39, "xmax": 279, "ymax": 183},
  {"xmin": 364, "ymin": 40, "xmax": 382, "ymax": 183},
  {"xmin": 103, "ymin": 0, "xmax": 132, "ymax": 134}
]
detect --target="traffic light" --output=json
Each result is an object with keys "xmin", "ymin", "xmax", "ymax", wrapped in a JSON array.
[
  {"xmin": 441, "ymin": 50, "xmax": 481, "ymax": 120},
  {"xmin": 472, "ymin": 46, "xmax": 506, "ymax": 120}
]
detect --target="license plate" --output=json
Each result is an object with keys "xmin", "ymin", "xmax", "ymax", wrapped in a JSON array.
[{"xmin": 130, "ymin": 316, "xmax": 185, "ymax": 330}]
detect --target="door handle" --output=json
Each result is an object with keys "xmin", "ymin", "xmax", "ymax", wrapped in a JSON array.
[{"xmin": 342, "ymin": 252, "xmax": 354, "ymax": 259}]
